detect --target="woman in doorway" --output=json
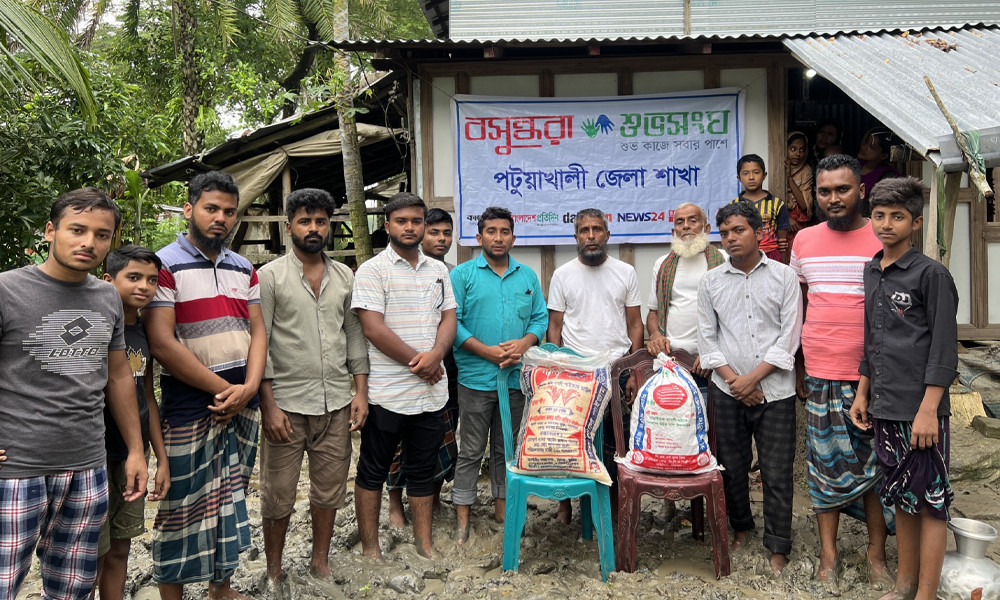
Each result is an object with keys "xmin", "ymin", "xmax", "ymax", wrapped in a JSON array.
[{"xmin": 786, "ymin": 131, "xmax": 814, "ymax": 246}]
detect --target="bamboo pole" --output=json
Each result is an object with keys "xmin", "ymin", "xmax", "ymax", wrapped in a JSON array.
[{"xmin": 923, "ymin": 76, "xmax": 995, "ymax": 201}]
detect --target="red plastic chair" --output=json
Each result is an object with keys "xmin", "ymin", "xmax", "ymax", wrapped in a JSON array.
[{"xmin": 609, "ymin": 348, "xmax": 731, "ymax": 578}]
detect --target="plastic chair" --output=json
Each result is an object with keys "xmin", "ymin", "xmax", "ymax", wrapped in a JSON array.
[
  {"xmin": 609, "ymin": 348, "xmax": 730, "ymax": 578},
  {"xmin": 497, "ymin": 343, "xmax": 615, "ymax": 581}
]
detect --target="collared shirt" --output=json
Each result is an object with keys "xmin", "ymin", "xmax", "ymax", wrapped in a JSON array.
[
  {"xmin": 860, "ymin": 247, "xmax": 958, "ymax": 420},
  {"xmin": 697, "ymin": 252, "xmax": 802, "ymax": 401},
  {"xmin": 259, "ymin": 252, "xmax": 370, "ymax": 416},
  {"xmin": 451, "ymin": 252, "xmax": 548, "ymax": 391},
  {"xmin": 351, "ymin": 246, "xmax": 456, "ymax": 415},
  {"xmin": 150, "ymin": 233, "xmax": 260, "ymax": 425}
]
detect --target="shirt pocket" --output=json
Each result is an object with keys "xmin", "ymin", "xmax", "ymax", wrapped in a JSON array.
[{"xmin": 515, "ymin": 293, "xmax": 533, "ymax": 321}]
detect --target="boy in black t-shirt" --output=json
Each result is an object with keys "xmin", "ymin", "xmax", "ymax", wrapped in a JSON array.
[
  {"xmin": 851, "ymin": 177, "xmax": 958, "ymax": 600},
  {"xmin": 97, "ymin": 245, "xmax": 171, "ymax": 600}
]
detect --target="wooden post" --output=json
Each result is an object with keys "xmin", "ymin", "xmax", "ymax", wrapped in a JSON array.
[
  {"xmin": 280, "ymin": 166, "xmax": 292, "ymax": 254},
  {"xmin": 940, "ymin": 172, "xmax": 962, "ymax": 268},
  {"xmin": 923, "ymin": 173, "xmax": 939, "ymax": 259},
  {"xmin": 540, "ymin": 70, "xmax": 556, "ymax": 288},
  {"xmin": 767, "ymin": 66, "xmax": 786, "ymax": 199}
]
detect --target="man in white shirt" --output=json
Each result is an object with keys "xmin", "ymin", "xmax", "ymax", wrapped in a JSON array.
[
  {"xmin": 646, "ymin": 202, "xmax": 727, "ymax": 375},
  {"xmin": 351, "ymin": 193, "xmax": 457, "ymax": 559},
  {"xmin": 547, "ymin": 208, "xmax": 644, "ymax": 524}
]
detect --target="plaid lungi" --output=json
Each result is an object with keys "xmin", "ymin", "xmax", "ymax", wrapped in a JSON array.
[
  {"xmin": 805, "ymin": 377, "xmax": 894, "ymax": 531},
  {"xmin": 152, "ymin": 408, "xmax": 259, "ymax": 585},
  {"xmin": 874, "ymin": 416, "xmax": 953, "ymax": 521}
]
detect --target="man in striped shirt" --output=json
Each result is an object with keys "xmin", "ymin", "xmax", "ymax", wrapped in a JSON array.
[
  {"xmin": 791, "ymin": 155, "xmax": 891, "ymax": 592},
  {"xmin": 697, "ymin": 200, "xmax": 801, "ymax": 575},
  {"xmin": 351, "ymin": 193, "xmax": 457, "ymax": 560},
  {"xmin": 146, "ymin": 171, "xmax": 266, "ymax": 600}
]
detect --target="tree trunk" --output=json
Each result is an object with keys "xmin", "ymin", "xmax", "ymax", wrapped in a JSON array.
[
  {"xmin": 174, "ymin": 0, "xmax": 203, "ymax": 154},
  {"xmin": 333, "ymin": 0, "xmax": 372, "ymax": 263},
  {"xmin": 336, "ymin": 51, "xmax": 372, "ymax": 262}
]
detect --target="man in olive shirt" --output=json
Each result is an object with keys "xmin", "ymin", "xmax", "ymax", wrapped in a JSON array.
[{"xmin": 258, "ymin": 189, "xmax": 370, "ymax": 596}]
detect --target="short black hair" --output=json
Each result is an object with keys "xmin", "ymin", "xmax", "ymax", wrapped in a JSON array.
[
  {"xmin": 285, "ymin": 188, "xmax": 335, "ymax": 219},
  {"xmin": 574, "ymin": 208, "xmax": 608, "ymax": 233},
  {"xmin": 716, "ymin": 200, "xmax": 763, "ymax": 230},
  {"xmin": 106, "ymin": 244, "xmax": 162, "ymax": 277},
  {"xmin": 425, "ymin": 208, "xmax": 453, "ymax": 227},
  {"xmin": 478, "ymin": 206, "xmax": 514, "ymax": 233},
  {"xmin": 383, "ymin": 192, "xmax": 426, "ymax": 219},
  {"xmin": 737, "ymin": 154, "xmax": 766, "ymax": 173},
  {"xmin": 869, "ymin": 176, "xmax": 925, "ymax": 218},
  {"xmin": 50, "ymin": 188, "xmax": 122, "ymax": 231},
  {"xmin": 816, "ymin": 154, "xmax": 862, "ymax": 184},
  {"xmin": 188, "ymin": 171, "xmax": 239, "ymax": 206}
]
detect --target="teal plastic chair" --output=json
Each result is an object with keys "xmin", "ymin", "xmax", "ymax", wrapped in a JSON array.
[{"xmin": 497, "ymin": 343, "xmax": 615, "ymax": 581}]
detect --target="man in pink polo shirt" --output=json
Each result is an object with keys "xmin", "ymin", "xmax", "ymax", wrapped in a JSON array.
[{"xmin": 791, "ymin": 155, "xmax": 892, "ymax": 594}]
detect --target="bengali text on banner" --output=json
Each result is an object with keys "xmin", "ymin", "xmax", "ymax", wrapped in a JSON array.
[{"xmin": 452, "ymin": 89, "xmax": 745, "ymax": 245}]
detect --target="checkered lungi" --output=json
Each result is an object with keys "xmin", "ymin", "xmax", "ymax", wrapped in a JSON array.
[{"xmin": 152, "ymin": 409, "xmax": 259, "ymax": 585}]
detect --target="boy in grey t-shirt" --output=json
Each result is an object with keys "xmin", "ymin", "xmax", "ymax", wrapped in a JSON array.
[{"xmin": 0, "ymin": 189, "xmax": 148, "ymax": 599}]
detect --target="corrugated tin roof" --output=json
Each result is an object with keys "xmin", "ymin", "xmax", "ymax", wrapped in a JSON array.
[
  {"xmin": 784, "ymin": 26, "xmax": 1000, "ymax": 167},
  {"xmin": 442, "ymin": 0, "xmax": 1000, "ymax": 42}
]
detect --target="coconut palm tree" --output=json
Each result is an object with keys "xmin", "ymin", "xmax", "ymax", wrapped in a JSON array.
[{"xmin": 0, "ymin": 0, "xmax": 96, "ymax": 123}]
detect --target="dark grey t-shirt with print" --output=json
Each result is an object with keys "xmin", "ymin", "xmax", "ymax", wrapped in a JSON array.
[{"xmin": 0, "ymin": 265, "xmax": 125, "ymax": 478}]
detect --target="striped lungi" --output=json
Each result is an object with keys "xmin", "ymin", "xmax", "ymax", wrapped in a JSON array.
[
  {"xmin": 152, "ymin": 408, "xmax": 259, "ymax": 585},
  {"xmin": 805, "ymin": 377, "xmax": 894, "ymax": 530}
]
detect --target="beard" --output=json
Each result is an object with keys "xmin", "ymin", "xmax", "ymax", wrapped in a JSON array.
[
  {"xmin": 671, "ymin": 231, "xmax": 710, "ymax": 258},
  {"xmin": 577, "ymin": 242, "xmax": 607, "ymax": 265},
  {"xmin": 388, "ymin": 231, "xmax": 422, "ymax": 250},
  {"xmin": 292, "ymin": 231, "xmax": 330, "ymax": 254},
  {"xmin": 189, "ymin": 221, "xmax": 228, "ymax": 252},
  {"xmin": 827, "ymin": 201, "xmax": 862, "ymax": 231}
]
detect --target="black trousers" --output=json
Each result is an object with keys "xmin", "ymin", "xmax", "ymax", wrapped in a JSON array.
[
  {"xmin": 712, "ymin": 383, "xmax": 796, "ymax": 555},
  {"xmin": 355, "ymin": 404, "xmax": 445, "ymax": 497}
]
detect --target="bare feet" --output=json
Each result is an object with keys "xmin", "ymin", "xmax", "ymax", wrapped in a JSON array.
[
  {"xmin": 731, "ymin": 530, "xmax": 749, "ymax": 552},
  {"xmin": 769, "ymin": 552, "xmax": 789, "ymax": 575},
  {"xmin": 876, "ymin": 587, "xmax": 916, "ymax": 600},
  {"xmin": 208, "ymin": 581, "xmax": 250, "ymax": 600},
  {"xmin": 816, "ymin": 554, "xmax": 841, "ymax": 596},
  {"xmin": 388, "ymin": 488, "xmax": 407, "ymax": 528},
  {"xmin": 556, "ymin": 499, "xmax": 572, "ymax": 525},
  {"xmin": 867, "ymin": 559, "xmax": 895, "ymax": 591},
  {"xmin": 494, "ymin": 498, "xmax": 505, "ymax": 523},
  {"xmin": 309, "ymin": 561, "xmax": 331, "ymax": 580},
  {"xmin": 262, "ymin": 574, "xmax": 290, "ymax": 600},
  {"xmin": 414, "ymin": 533, "xmax": 436, "ymax": 559}
]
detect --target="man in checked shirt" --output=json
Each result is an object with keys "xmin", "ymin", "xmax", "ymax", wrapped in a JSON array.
[{"xmin": 697, "ymin": 200, "xmax": 802, "ymax": 575}]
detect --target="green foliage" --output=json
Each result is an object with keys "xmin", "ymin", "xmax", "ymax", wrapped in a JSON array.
[{"xmin": 0, "ymin": 0, "xmax": 97, "ymax": 122}]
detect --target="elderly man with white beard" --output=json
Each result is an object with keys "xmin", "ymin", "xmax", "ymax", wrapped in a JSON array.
[{"xmin": 646, "ymin": 202, "xmax": 728, "ymax": 376}]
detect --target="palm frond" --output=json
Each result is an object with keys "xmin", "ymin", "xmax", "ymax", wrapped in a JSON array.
[
  {"xmin": 298, "ymin": 0, "xmax": 342, "ymax": 41},
  {"xmin": 0, "ymin": 0, "xmax": 97, "ymax": 124},
  {"xmin": 347, "ymin": 0, "xmax": 387, "ymax": 38}
]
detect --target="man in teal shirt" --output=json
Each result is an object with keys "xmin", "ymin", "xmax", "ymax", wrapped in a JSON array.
[{"xmin": 451, "ymin": 206, "xmax": 548, "ymax": 543}]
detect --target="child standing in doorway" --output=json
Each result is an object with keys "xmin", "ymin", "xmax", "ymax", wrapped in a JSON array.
[{"xmin": 731, "ymin": 153, "xmax": 790, "ymax": 262}]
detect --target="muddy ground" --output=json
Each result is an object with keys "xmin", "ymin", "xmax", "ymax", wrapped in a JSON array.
[{"xmin": 15, "ymin": 403, "xmax": 1000, "ymax": 600}]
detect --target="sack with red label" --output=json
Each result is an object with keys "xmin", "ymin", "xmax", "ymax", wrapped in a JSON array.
[
  {"xmin": 618, "ymin": 352, "xmax": 718, "ymax": 475},
  {"xmin": 513, "ymin": 346, "xmax": 613, "ymax": 485}
]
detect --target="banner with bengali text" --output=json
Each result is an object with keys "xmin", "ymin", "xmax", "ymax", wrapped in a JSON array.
[{"xmin": 452, "ymin": 89, "xmax": 745, "ymax": 245}]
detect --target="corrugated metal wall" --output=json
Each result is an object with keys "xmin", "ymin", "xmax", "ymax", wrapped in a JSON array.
[{"xmin": 448, "ymin": 0, "xmax": 1000, "ymax": 41}]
